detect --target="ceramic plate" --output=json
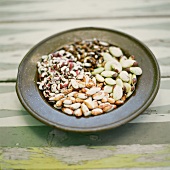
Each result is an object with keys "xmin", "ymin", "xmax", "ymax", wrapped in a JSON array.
[{"xmin": 16, "ymin": 27, "xmax": 160, "ymax": 132}]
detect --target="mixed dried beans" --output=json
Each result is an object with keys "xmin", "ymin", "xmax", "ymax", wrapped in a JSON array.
[{"xmin": 37, "ymin": 39, "xmax": 142, "ymax": 117}]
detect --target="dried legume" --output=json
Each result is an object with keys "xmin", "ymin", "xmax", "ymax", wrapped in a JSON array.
[{"xmin": 37, "ymin": 39, "xmax": 142, "ymax": 117}]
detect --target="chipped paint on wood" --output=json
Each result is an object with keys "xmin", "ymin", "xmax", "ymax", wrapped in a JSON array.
[
  {"xmin": 0, "ymin": 0, "xmax": 170, "ymax": 169},
  {"xmin": 0, "ymin": 0, "xmax": 170, "ymax": 23},
  {"xmin": 1, "ymin": 145, "xmax": 170, "ymax": 169},
  {"xmin": 1, "ymin": 122, "xmax": 170, "ymax": 147},
  {"xmin": 0, "ymin": 18, "xmax": 170, "ymax": 80}
]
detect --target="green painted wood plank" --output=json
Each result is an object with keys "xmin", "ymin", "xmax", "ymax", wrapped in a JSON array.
[
  {"xmin": 122, "ymin": 2, "xmax": 170, "ymax": 13},
  {"xmin": 0, "ymin": 0, "xmax": 169, "ymax": 22},
  {"xmin": 0, "ymin": 122, "xmax": 170, "ymax": 147},
  {"xmin": 0, "ymin": 145, "xmax": 170, "ymax": 169},
  {"xmin": 158, "ymin": 56, "xmax": 170, "ymax": 66},
  {"xmin": 160, "ymin": 78, "xmax": 170, "ymax": 89},
  {"xmin": 0, "ymin": 110, "xmax": 28, "ymax": 118},
  {"xmin": 145, "ymin": 39, "xmax": 170, "ymax": 48},
  {"xmin": 124, "ymin": 22, "xmax": 170, "ymax": 30},
  {"xmin": 0, "ymin": 0, "xmax": 34, "ymax": 6},
  {"xmin": 0, "ymin": 28, "xmax": 39, "ymax": 37},
  {"xmin": 0, "ymin": 18, "xmax": 170, "ymax": 80},
  {"xmin": 0, "ymin": 43, "xmax": 32, "ymax": 52},
  {"xmin": 0, "ymin": 126, "xmax": 53, "ymax": 147},
  {"xmin": 145, "ymin": 105, "xmax": 170, "ymax": 114},
  {"xmin": 0, "ymin": 85, "xmax": 14, "ymax": 93}
]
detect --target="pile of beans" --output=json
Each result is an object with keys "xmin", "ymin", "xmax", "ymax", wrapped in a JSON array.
[{"xmin": 37, "ymin": 39, "xmax": 142, "ymax": 117}]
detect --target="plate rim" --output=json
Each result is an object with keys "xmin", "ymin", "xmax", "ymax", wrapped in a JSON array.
[{"xmin": 16, "ymin": 26, "xmax": 160, "ymax": 132}]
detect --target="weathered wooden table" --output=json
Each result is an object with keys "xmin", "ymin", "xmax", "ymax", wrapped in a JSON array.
[{"xmin": 0, "ymin": 0, "xmax": 170, "ymax": 169}]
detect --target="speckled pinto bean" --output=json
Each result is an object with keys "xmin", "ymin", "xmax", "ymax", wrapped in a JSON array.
[{"xmin": 37, "ymin": 39, "xmax": 142, "ymax": 117}]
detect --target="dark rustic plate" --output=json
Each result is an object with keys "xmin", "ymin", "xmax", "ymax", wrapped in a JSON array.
[{"xmin": 16, "ymin": 27, "xmax": 160, "ymax": 132}]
